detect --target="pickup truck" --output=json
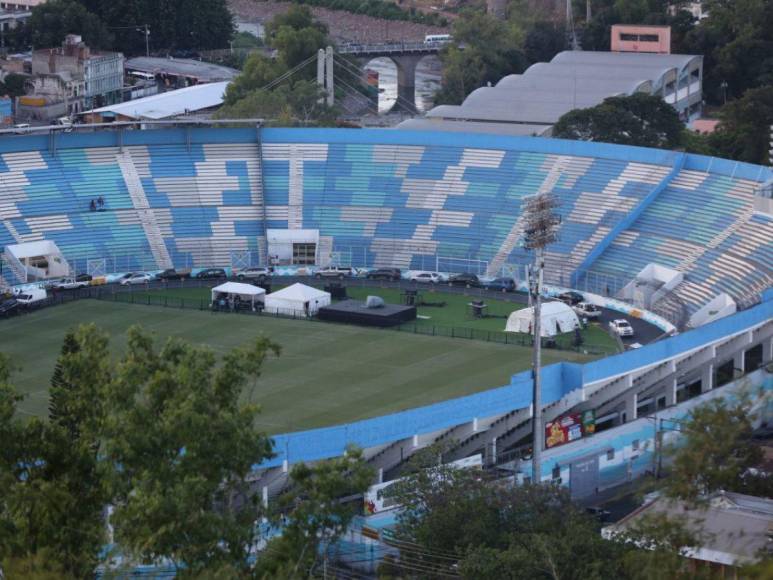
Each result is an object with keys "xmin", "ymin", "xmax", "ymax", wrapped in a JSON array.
[
  {"xmin": 573, "ymin": 302, "xmax": 601, "ymax": 319},
  {"xmin": 51, "ymin": 277, "xmax": 89, "ymax": 290}
]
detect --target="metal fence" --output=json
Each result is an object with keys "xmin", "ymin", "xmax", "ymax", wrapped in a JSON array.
[{"xmin": 89, "ymin": 280, "xmax": 617, "ymax": 355}]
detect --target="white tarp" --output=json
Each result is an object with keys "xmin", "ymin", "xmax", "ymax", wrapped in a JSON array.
[
  {"xmin": 211, "ymin": 281, "xmax": 265, "ymax": 311},
  {"xmin": 264, "ymin": 283, "xmax": 331, "ymax": 317},
  {"xmin": 505, "ymin": 300, "xmax": 580, "ymax": 337}
]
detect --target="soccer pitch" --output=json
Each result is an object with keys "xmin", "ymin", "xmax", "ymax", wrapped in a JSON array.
[{"xmin": 2, "ymin": 299, "xmax": 596, "ymax": 433}]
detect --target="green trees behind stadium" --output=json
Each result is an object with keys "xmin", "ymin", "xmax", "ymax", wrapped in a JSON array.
[{"xmin": 0, "ymin": 324, "xmax": 281, "ymax": 578}]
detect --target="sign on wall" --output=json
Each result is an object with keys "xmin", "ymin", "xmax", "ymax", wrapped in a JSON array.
[{"xmin": 545, "ymin": 410, "xmax": 596, "ymax": 449}]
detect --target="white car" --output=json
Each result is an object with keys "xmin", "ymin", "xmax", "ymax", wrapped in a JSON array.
[
  {"xmin": 51, "ymin": 277, "xmax": 89, "ymax": 290},
  {"xmin": 609, "ymin": 319, "xmax": 634, "ymax": 337},
  {"xmin": 236, "ymin": 267, "xmax": 271, "ymax": 281},
  {"xmin": 315, "ymin": 266, "xmax": 355, "ymax": 279},
  {"xmin": 409, "ymin": 271, "xmax": 443, "ymax": 284},
  {"xmin": 120, "ymin": 272, "xmax": 152, "ymax": 285},
  {"xmin": 573, "ymin": 302, "xmax": 601, "ymax": 319}
]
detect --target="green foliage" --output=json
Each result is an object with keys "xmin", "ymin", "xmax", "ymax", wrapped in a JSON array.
[
  {"xmin": 0, "ymin": 328, "xmax": 110, "ymax": 579},
  {"xmin": 664, "ymin": 392, "xmax": 769, "ymax": 502},
  {"xmin": 222, "ymin": 7, "xmax": 336, "ymax": 125},
  {"xmin": 553, "ymin": 93, "xmax": 684, "ymax": 148},
  {"xmin": 231, "ymin": 31, "xmax": 263, "ymax": 50},
  {"xmin": 76, "ymin": 0, "xmax": 234, "ymax": 55},
  {"xmin": 24, "ymin": 0, "xmax": 112, "ymax": 50},
  {"xmin": 219, "ymin": 80, "xmax": 337, "ymax": 126},
  {"xmin": 102, "ymin": 326, "xmax": 279, "ymax": 574},
  {"xmin": 287, "ymin": 0, "xmax": 448, "ymax": 26},
  {"xmin": 256, "ymin": 447, "xmax": 373, "ymax": 577},
  {"xmin": 388, "ymin": 456, "xmax": 621, "ymax": 578},
  {"xmin": 434, "ymin": 12, "xmax": 528, "ymax": 105},
  {"xmin": 681, "ymin": 0, "xmax": 773, "ymax": 103},
  {"xmin": 709, "ymin": 86, "xmax": 773, "ymax": 165}
]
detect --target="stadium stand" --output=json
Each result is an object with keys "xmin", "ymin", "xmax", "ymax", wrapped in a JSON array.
[{"xmin": 0, "ymin": 127, "xmax": 770, "ymax": 321}]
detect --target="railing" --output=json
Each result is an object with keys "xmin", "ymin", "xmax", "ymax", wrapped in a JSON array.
[
  {"xmin": 338, "ymin": 41, "xmax": 446, "ymax": 55},
  {"xmin": 92, "ymin": 284, "xmax": 617, "ymax": 356}
]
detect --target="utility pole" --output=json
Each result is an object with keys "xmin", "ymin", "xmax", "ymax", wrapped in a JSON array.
[
  {"xmin": 143, "ymin": 24, "xmax": 150, "ymax": 58},
  {"xmin": 522, "ymin": 191, "xmax": 561, "ymax": 484}
]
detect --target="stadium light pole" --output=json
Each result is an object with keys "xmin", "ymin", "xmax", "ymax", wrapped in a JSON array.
[{"xmin": 522, "ymin": 191, "xmax": 560, "ymax": 484}]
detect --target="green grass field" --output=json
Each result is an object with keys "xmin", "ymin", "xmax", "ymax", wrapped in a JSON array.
[
  {"xmin": 110, "ymin": 284, "xmax": 618, "ymax": 352},
  {"xmin": 1, "ymin": 298, "xmax": 599, "ymax": 433}
]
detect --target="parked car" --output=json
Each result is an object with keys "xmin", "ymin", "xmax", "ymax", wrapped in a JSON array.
[
  {"xmin": 609, "ymin": 319, "xmax": 634, "ymax": 337},
  {"xmin": 195, "ymin": 268, "xmax": 227, "ymax": 279},
  {"xmin": 558, "ymin": 290, "xmax": 585, "ymax": 305},
  {"xmin": 157, "ymin": 268, "xmax": 190, "ymax": 281},
  {"xmin": 366, "ymin": 268, "xmax": 401, "ymax": 281},
  {"xmin": 0, "ymin": 298, "xmax": 18, "ymax": 316},
  {"xmin": 484, "ymin": 277, "xmax": 516, "ymax": 292},
  {"xmin": 409, "ymin": 271, "xmax": 443, "ymax": 284},
  {"xmin": 573, "ymin": 302, "xmax": 601, "ymax": 319},
  {"xmin": 120, "ymin": 272, "xmax": 152, "ymax": 285},
  {"xmin": 236, "ymin": 267, "xmax": 271, "ymax": 282},
  {"xmin": 75, "ymin": 273, "xmax": 92, "ymax": 282},
  {"xmin": 114, "ymin": 272, "xmax": 136, "ymax": 284},
  {"xmin": 51, "ymin": 277, "xmax": 89, "ymax": 290},
  {"xmin": 315, "ymin": 266, "xmax": 354, "ymax": 279},
  {"xmin": 448, "ymin": 273, "xmax": 481, "ymax": 287}
]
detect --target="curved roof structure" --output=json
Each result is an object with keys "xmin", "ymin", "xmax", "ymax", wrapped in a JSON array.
[{"xmin": 405, "ymin": 50, "xmax": 702, "ymax": 135}]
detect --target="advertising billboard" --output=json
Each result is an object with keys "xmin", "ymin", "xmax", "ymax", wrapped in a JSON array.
[{"xmin": 545, "ymin": 410, "xmax": 596, "ymax": 449}]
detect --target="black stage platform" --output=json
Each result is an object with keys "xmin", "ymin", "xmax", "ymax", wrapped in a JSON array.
[{"xmin": 317, "ymin": 299, "xmax": 417, "ymax": 327}]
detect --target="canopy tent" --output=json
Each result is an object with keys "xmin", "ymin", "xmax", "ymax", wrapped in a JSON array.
[
  {"xmin": 264, "ymin": 283, "xmax": 331, "ymax": 317},
  {"xmin": 505, "ymin": 301, "xmax": 580, "ymax": 337},
  {"xmin": 211, "ymin": 281, "xmax": 265, "ymax": 311}
]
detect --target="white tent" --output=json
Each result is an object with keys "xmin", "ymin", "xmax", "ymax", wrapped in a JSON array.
[
  {"xmin": 264, "ymin": 283, "xmax": 331, "ymax": 317},
  {"xmin": 505, "ymin": 301, "xmax": 580, "ymax": 337},
  {"xmin": 211, "ymin": 281, "xmax": 266, "ymax": 311}
]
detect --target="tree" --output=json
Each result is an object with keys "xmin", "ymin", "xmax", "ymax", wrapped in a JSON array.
[
  {"xmin": 78, "ymin": 0, "xmax": 234, "ymax": 55},
  {"xmin": 223, "ymin": 53, "xmax": 283, "ymax": 106},
  {"xmin": 0, "ymin": 327, "xmax": 111, "ymax": 579},
  {"xmin": 25, "ymin": 0, "xmax": 112, "ymax": 50},
  {"xmin": 664, "ymin": 393, "xmax": 769, "ymax": 502},
  {"xmin": 256, "ymin": 447, "xmax": 373, "ymax": 577},
  {"xmin": 709, "ymin": 86, "xmax": 773, "ymax": 165},
  {"xmin": 102, "ymin": 326, "xmax": 279, "ymax": 575},
  {"xmin": 387, "ymin": 450, "xmax": 622, "ymax": 579},
  {"xmin": 1, "ymin": 74, "xmax": 28, "ymax": 99},
  {"xmin": 553, "ymin": 93, "xmax": 684, "ymax": 149},
  {"xmin": 265, "ymin": 5, "xmax": 328, "ymax": 71},
  {"xmin": 434, "ymin": 11, "xmax": 527, "ymax": 105}
]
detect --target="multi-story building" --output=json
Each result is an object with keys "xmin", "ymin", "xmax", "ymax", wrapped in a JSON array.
[{"xmin": 31, "ymin": 34, "xmax": 123, "ymax": 110}]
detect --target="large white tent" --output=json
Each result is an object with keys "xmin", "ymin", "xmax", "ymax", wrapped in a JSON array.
[
  {"xmin": 211, "ymin": 281, "xmax": 265, "ymax": 311},
  {"xmin": 264, "ymin": 283, "xmax": 331, "ymax": 317},
  {"xmin": 505, "ymin": 301, "xmax": 580, "ymax": 337}
]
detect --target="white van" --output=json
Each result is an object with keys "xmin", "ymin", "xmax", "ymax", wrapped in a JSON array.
[
  {"xmin": 55, "ymin": 117, "xmax": 73, "ymax": 127},
  {"xmin": 14, "ymin": 287, "xmax": 47, "ymax": 307}
]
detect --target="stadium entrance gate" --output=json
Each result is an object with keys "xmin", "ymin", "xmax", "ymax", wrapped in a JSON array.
[{"xmin": 569, "ymin": 454, "xmax": 600, "ymax": 499}]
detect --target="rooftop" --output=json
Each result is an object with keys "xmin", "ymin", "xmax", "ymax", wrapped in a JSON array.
[
  {"xmin": 125, "ymin": 57, "xmax": 239, "ymax": 82},
  {"xmin": 603, "ymin": 491, "xmax": 773, "ymax": 566},
  {"xmin": 86, "ymin": 81, "xmax": 230, "ymax": 120}
]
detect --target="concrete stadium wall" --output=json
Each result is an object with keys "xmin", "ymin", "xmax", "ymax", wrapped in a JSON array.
[{"xmin": 262, "ymin": 294, "xmax": 772, "ymax": 469}]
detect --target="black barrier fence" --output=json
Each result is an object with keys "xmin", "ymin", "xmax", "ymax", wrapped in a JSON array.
[{"xmin": 92, "ymin": 287, "xmax": 616, "ymax": 356}]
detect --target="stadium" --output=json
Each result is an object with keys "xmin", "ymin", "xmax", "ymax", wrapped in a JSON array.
[{"xmin": 0, "ymin": 122, "xmax": 771, "ymax": 506}]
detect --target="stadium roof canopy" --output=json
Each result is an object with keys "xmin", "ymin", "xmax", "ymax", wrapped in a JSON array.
[
  {"xmin": 403, "ymin": 50, "xmax": 701, "ymax": 135},
  {"xmin": 87, "ymin": 81, "xmax": 230, "ymax": 120}
]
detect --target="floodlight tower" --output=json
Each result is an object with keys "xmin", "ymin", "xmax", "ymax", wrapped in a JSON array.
[{"xmin": 522, "ymin": 191, "xmax": 561, "ymax": 484}]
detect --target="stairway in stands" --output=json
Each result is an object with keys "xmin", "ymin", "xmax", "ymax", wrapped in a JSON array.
[{"xmin": 116, "ymin": 151, "xmax": 173, "ymax": 270}]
